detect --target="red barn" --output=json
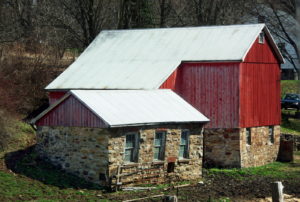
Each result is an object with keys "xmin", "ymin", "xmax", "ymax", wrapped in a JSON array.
[{"xmin": 39, "ymin": 24, "xmax": 284, "ymax": 168}]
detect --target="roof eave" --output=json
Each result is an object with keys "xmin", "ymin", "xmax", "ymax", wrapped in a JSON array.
[{"xmin": 109, "ymin": 120, "xmax": 210, "ymax": 128}]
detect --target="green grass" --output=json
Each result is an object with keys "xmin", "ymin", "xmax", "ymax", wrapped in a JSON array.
[
  {"xmin": 0, "ymin": 150, "xmax": 106, "ymax": 201},
  {"xmin": 207, "ymin": 155, "xmax": 300, "ymax": 180},
  {"xmin": 0, "ymin": 170, "xmax": 105, "ymax": 201},
  {"xmin": 280, "ymin": 80, "xmax": 300, "ymax": 135},
  {"xmin": 281, "ymin": 109, "xmax": 300, "ymax": 135},
  {"xmin": 281, "ymin": 80, "xmax": 300, "ymax": 98}
]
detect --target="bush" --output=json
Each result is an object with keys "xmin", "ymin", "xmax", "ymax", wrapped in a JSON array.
[{"xmin": 0, "ymin": 43, "xmax": 70, "ymax": 115}]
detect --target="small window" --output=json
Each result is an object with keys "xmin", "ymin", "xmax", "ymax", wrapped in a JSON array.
[
  {"xmin": 259, "ymin": 32, "xmax": 265, "ymax": 44},
  {"xmin": 246, "ymin": 128, "xmax": 251, "ymax": 145},
  {"xmin": 269, "ymin": 126, "xmax": 274, "ymax": 144},
  {"xmin": 179, "ymin": 130, "xmax": 189, "ymax": 159},
  {"xmin": 154, "ymin": 131, "xmax": 166, "ymax": 161},
  {"xmin": 124, "ymin": 133, "xmax": 139, "ymax": 162}
]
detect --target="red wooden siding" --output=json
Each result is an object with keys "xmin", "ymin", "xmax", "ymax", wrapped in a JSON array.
[
  {"xmin": 239, "ymin": 63, "xmax": 281, "ymax": 127},
  {"xmin": 48, "ymin": 91, "xmax": 67, "ymax": 105},
  {"xmin": 161, "ymin": 63, "xmax": 240, "ymax": 128},
  {"xmin": 244, "ymin": 37, "xmax": 279, "ymax": 64},
  {"xmin": 37, "ymin": 95, "xmax": 108, "ymax": 128},
  {"xmin": 159, "ymin": 69, "xmax": 179, "ymax": 90}
]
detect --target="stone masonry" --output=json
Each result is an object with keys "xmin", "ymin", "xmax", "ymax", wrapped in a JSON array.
[
  {"xmin": 36, "ymin": 126, "xmax": 110, "ymax": 185},
  {"xmin": 36, "ymin": 124, "xmax": 204, "ymax": 186},
  {"xmin": 204, "ymin": 125, "xmax": 280, "ymax": 168}
]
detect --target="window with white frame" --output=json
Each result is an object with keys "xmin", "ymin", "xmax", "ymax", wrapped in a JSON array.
[
  {"xmin": 179, "ymin": 130, "xmax": 189, "ymax": 159},
  {"xmin": 124, "ymin": 133, "xmax": 139, "ymax": 162},
  {"xmin": 259, "ymin": 32, "xmax": 265, "ymax": 44},
  {"xmin": 153, "ymin": 131, "xmax": 166, "ymax": 161},
  {"xmin": 269, "ymin": 126, "xmax": 274, "ymax": 144}
]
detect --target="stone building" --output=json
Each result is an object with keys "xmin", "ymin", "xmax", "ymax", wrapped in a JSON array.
[{"xmin": 32, "ymin": 90, "xmax": 209, "ymax": 186}]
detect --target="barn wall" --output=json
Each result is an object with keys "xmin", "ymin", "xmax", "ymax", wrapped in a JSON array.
[
  {"xmin": 239, "ymin": 63, "xmax": 281, "ymax": 127},
  {"xmin": 244, "ymin": 37, "xmax": 279, "ymax": 64},
  {"xmin": 36, "ymin": 95, "xmax": 107, "ymax": 128},
  {"xmin": 48, "ymin": 91, "xmax": 67, "ymax": 105},
  {"xmin": 161, "ymin": 63, "xmax": 240, "ymax": 128}
]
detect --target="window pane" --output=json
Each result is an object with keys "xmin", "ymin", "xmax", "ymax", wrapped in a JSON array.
[
  {"xmin": 179, "ymin": 130, "xmax": 189, "ymax": 159},
  {"xmin": 125, "ymin": 133, "xmax": 139, "ymax": 162},
  {"xmin": 181, "ymin": 133, "xmax": 187, "ymax": 145},
  {"xmin": 126, "ymin": 134, "xmax": 135, "ymax": 148},
  {"xmin": 124, "ymin": 149, "xmax": 132, "ymax": 162},
  {"xmin": 155, "ymin": 133, "xmax": 162, "ymax": 146},
  {"xmin": 154, "ymin": 132, "xmax": 166, "ymax": 160},
  {"xmin": 179, "ymin": 146, "xmax": 185, "ymax": 158},
  {"xmin": 154, "ymin": 147, "xmax": 160, "ymax": 160},
  {"xmin": 154, "ymin": 138, "xmax": 161, "ymax": 146}
]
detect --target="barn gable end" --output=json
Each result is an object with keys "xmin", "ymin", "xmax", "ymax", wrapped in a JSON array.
[
  {"xmin": 243, "ymin": 36, "xmax": 281, "ymax": 64},
  {"xmin": 36, "ymin": 95, "xmax": 108, "ymax": 128}
]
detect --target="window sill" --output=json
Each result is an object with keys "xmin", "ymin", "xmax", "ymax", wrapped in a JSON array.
[
  {"xmin": 123, "ymin": 162, "xmax": 139, "ymax": 167},
  {"xmin": 152, "ymin": 161, "xmax": 165, "ymax": 165},
  {"xmin": 178, "ymin": 158, "xmax": 191, "ymax": 163}
]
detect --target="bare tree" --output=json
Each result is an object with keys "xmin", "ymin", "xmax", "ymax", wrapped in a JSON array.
[
  {"xmin": 251, "ymin": 0, "xmax": 299, "ymax": 79},
  {"xmin": 0, "ymin": 0, "xmax": 36, "ymax": 43},
  {"xmin": 34, "ymin": 0, "xmax": 116, "ymax": 48}
]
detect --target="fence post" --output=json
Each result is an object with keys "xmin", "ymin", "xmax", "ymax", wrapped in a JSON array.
[{"xmin": 271, "ymin": 181, "xmax": 284, "ymax": 202}]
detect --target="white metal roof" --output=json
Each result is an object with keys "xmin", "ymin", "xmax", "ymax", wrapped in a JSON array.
[
  {"xmin": 46, "ymin": 24, "xmax": 284, "ymax": 90},
  {"xmin": 33, "ymin": 90, "xmax": 209, "ymax": 127}
]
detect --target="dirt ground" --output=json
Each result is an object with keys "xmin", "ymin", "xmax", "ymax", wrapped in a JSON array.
[{"xmin": 97, "ymin": 171, "xmax": 300, "ymax": 201}]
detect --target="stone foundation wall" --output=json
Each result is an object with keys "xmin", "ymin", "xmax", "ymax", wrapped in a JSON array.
[
  {"xmin": 204, "ymin": 126, "xmax": 280, "ymax": 168},
  {"xmin": 36, "ymin": 124, "xmax": 204, "ymax": 186},
  {"xmin": 36, "ymin": 126, "xmax": 110, "ymax": 185},
  {"xmin": 108, "ymin": 125, "xmax": 203, "ymax": 185},
  {"xmin": 203, "ymin": 128, "xmax": 241, "ymax": 168},
  {"xmin": 240, "ymin": 126, "xmax": 280, "ymax": 167}
]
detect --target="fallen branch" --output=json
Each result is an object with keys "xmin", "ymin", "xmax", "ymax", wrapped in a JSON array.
[
  {"xmin": 122, "ymin": 186, "xmax": 157, "ymax": 191},
  {"xmin": 123, "ymin": 194, "xmax": 165, "ymax": 202}
]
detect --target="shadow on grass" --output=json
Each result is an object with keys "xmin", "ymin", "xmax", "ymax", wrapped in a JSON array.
[{"xmin": 4, "ymin": 145, "xmax": 105, "ymax": 191}]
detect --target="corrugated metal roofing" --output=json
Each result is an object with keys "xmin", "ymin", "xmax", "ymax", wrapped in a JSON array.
[
  {"xmin": 32, "ymin": 90, "xmax": 209, "ymax": 127},
  {"xmin": 46, "ymin": 24, "xmax": 284, "ymax": 90}
]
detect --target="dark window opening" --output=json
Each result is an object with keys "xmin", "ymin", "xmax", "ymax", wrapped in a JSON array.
[
  {"xmin": 246, "ymin": 128, "xmax": 251, "ymax": 145},
  {"xmin": 167, "ymin": 162, "xmax": 175, "ymax": 173},
  {"xmin": 99, "ymin": 173, "xmax": 107, "ymax": 181},
  {"xmin": 269, "ymin": 126, "xmax": 274, "ymax": 144}
]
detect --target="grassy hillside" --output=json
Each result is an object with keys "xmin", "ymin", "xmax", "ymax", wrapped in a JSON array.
[
  {"xmin": 280, "ymin": 80, "xmax": 300, "ymax": 135},
  {"xmin": 281, "ymin": 80, "xmax": 300, "ymax": 97}
]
